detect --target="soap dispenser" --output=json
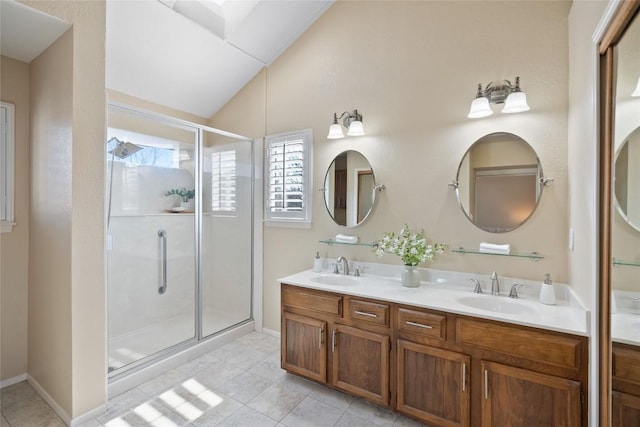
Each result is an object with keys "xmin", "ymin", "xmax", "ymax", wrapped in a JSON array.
[
  {"xmin": 313, "ymin": 251, "xmax": 322, "ymax": 272},
  {"xmin": 539, "ymin": 273, "xmax": 556, "ymax": 305}
]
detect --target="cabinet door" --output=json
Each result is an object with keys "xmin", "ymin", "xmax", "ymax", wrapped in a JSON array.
[
  {"xmin": 330, "ymin": 324, "xmax": 390, "ymax": 406},
  {"xmin": 397, "ymin": 340, "xmax": 470, "ymax": 427},
  {"xmin": 482, "ymin": 361, "xmax": 581, "ymax": 427},
  {"xmin": 612, "ymin": 391, "xmax": 640, "ymax": 426},
  {"xmin": 282, "ymin": 311, "xmax": 327, "ymax": 383}
]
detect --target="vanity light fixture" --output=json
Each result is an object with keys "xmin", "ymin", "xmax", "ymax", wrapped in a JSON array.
[
  {"xmin": 467, "ymin": 76, "xmax": 530, "ymax": 119},
  {"xmin": 327, "ymin": 109, "xmax": 365, "ymax": 139},
  {"xmin": 632, "ymin": 76, "xmax": 640, "ymax": 97}
]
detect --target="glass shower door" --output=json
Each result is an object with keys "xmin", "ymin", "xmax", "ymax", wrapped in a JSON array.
[
  {"xmin": 200, "ymin": 130, "xmax": 253, "ymax": 337},
  {"xmin": 107, "ymin": 105, "xmax": 197, "ymax": 374}
]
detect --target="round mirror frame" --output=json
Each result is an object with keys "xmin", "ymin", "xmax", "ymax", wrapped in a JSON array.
[
  {"xmin": 323, "ymin": 150, "xmax": 377, "ymax": 228},
  {"xmin": 613, "ymin": 126, "xmax": 640, "ymax": 233},
  {"xmin": 454, "ymin": 132, "xmax": 544, "ymax": 233}
]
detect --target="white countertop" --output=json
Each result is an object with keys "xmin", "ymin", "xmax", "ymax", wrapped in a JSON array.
[
  {"xmin": 280, "ymin": 268, "xmax": 589, "ymax": 337},
  {"xmin": 612, "ymin": 290, "xmax": 640, "ymax": 346}
]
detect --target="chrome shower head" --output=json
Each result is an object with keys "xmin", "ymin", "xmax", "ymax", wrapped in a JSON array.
[{"xmin": 108, "ymin": 137, "xmax": 143, "ymax": 159}]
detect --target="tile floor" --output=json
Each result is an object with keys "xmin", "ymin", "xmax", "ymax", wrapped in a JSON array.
[{"xmin": 0, "ymin": 332, "xmax": 425, "ymax": 427}]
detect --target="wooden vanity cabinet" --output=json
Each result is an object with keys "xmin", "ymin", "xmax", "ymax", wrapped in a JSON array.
[
  {"xmin": 331, "ymin": 297, "xmax": 392, "ymax": 405},
  {"xmin": 397, "ymin": 339, "xmax": 470, "ymax": 427},
  {"xmin": 281, "ymin": 283, "xmax": 588, "ymax": 427},
  {"xmin": 395, "ymin": 305, "xmax": 471, "ymax": 427},
  {"xmin": 281, "ymin": 311, "xmax": 327, "ymax": 382},
  {"xmin": 612, "ymin": 343, "xmax": 640, "ymax": 426},
  {"xmin": 481, "ymin": 361, "xmax": 581, "ymax": 427},
  {"xmin": 330, "ymin": 324, "xmax": 390, "ymax": 406},
  {"xmin": 281, "ymin": 285, "xmax": 343, "ymax": 383},
  {"xmin": 281, "ymin": 284, "xmax": 392, "ymax": 406}
]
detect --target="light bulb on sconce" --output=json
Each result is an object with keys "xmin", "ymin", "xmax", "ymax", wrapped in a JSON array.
[
  {"xmin": 468, "ymin": 84, "xmax": 493, "ymax": 118},
  {"xmin": 327, "ymin": 109, "xmax": 365, "ymax": 139},
  {"xmin": 467, "ymin": 76, "xmax": 530, "ymax": 119}
]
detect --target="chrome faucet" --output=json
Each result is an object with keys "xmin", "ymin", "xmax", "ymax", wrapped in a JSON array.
[
  {"xmin": 468, "ymin": 278, "xmax": 483, "ymax": 294},
  {"xmin": 508, "ymin": 283, "xmax": 525, "ymax": 299},
  {"xmin": 490, "ymin": 271, "xmax": 500, "ymax": 295},
  {"xmin": 336, "ymin": 256, "xmax": 349, "ymax": 275}
]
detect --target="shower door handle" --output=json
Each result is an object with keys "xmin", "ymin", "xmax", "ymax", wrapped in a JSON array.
[{"xmin": 158, "ymin": 230, "xmax": 167, "ymax": 294}]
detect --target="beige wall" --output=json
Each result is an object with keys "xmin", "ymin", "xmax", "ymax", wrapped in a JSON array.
[
  {"xmin": 28, "ymin": 27, "xmax": 74, "ymax": 415},
  {"xmin": 0, "ymin": 56, "xmax": 30, "ymax": 382},
  {"xmin": 568, "ymin": 0, "xmax": 609, "ymax": 310},
  {"xmin": 21, "ymin": 0, "xmax": 107, "ymax": 420},
  {"xmin": 568, "ymin": 1, "xmax": 618, "ymax": 423},
  {"xmin": 211, "ymin": 0, "xmax": 573, "ymax": 332},
  {"xmin": 108, "ymin": 89, "xmax": 208, "ymax": 125}
]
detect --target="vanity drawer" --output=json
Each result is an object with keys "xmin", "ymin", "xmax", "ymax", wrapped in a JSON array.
[
  {"xmin": 613, "ymin": 346, "xmax": 640, "ymax": 386},
  {"xmin": 456, "ymin": 318, "xmax": 583, "ymax": 370},
  {"xmin": 397, "ymin": 308, "xmax": 446, "ymax": 340},
  {"xmin": 282, "ymin": 285, "xmax": 342, "ymax": 316},
  {"xmin": 348, "ymin": 299, "xmax": 390, "ymax": 326}
]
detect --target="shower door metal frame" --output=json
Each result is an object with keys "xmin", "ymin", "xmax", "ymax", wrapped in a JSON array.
[{"xmin": 106, "ymin": 102, "xmax": 255, "ymax": 381}]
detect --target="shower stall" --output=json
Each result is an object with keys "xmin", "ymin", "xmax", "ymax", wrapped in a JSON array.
[{"xmin": 106, "ymin": 103, "xmax": 254, "ymax": 378}]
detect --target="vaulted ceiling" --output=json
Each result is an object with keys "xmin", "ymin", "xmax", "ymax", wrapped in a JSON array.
[
  {"xmin": 106, "ymin": 0, "xmax": 334, "ymax": 118},
  {"xmin": 0, "ymin": 0, "xmax": 334, "ymax": 119}
]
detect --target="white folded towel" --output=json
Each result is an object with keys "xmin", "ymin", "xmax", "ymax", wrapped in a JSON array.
[
  {"xmin": 479, "ymin": 242, "xmax": 511, "ymax": 255},
  {"xmin": 335, "ymin": 234, "xmax": 359, "ymax": 244}
]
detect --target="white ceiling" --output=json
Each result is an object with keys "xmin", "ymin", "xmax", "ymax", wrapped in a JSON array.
[
  {"xmin": 107, "ymin": 0, "xmax": 334, "ymax": 118},
  {"xmin": 1, "ymin": 0, "xmax": 332, "ymax": 119},
  {"xmin": 0, "ymin": 0, "xmax": 71, "ymax": 63}
]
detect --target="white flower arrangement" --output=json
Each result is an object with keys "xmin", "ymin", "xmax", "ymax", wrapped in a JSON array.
[{"xmin": 375, "ymin": 224, "xmax": 446, "ymax": 266}]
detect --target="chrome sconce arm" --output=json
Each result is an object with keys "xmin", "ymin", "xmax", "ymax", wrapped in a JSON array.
[
  {"xmin": 319, "ymin": 183, "xmax": 386, "ymax": 192},
  {"xmin": 448, "ymin": 177, "xmax": 553, "ymax": 190},
  {"xmin": 468, "ymin": 76, "xmax": 530, "ymax": 118},
  {"xmin": 327, "ymin": 109, "xmax": 365, "ymax": 139}
]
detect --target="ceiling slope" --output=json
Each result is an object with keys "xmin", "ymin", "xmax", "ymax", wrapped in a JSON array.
[
  {"xmin": 0, "ymin": 0, "xmax": 71, "ymax": 63},
  {"xmin": 107, "ymin": 0, "xmax": 333, "ymax": 119}
]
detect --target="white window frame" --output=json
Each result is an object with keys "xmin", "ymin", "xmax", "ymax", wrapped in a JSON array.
[
  {"xmin": 264, "ymin": 128, "xmax": 313, "ymax": 228},
  {"xmin": 1, "ymin": 102, "xmax": 15, "ymax": 233},
  {"xmin": 210, "ymin": 148, "xmax": 237, "ymax": 215}
]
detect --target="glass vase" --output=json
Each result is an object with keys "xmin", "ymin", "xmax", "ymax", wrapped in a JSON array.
[{"xmin": 401, "ymin": 265, "xmax": 421, "ymax": 288}]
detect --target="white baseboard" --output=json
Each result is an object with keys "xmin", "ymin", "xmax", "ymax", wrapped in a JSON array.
[
  {"xmin": 0, "ymin": 373, "xmax": 27, "ymax": 389},
  {"xmin": 70, "ymin": 403, "xmax": 106, "ymax": 427},
  {"xmin": 261, "ymin": 328, "xmax": 280, "ymax": 338},
  {"xmin": 27, "ymin": 374, "xmax": 71, "ymax": 426}
]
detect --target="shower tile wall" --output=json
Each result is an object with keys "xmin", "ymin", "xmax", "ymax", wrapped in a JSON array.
[
  {"xmin": 109, "ymin": 161, "xmax": 195, "ymax": 214},
  {"xmin": 108, "ymin": 161, "xmax": 196, "ymax": 370}
]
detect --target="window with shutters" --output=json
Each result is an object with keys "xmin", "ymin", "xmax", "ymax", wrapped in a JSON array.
[
  {"xmin": 211, "ymin": 149, "xmax": 236, "ymax": 213},
  {"xmin": 0, "ymin": 102, "xmax": 15, "ymax": 233},
  {"xmin": 265, "ymin": 129, "xmax": 312, "ymax": 227}
]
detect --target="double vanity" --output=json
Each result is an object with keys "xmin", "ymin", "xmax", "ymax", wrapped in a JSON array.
[{"xmin": 280, "ymin": 265, "xmax": 589, "ymax": 427}]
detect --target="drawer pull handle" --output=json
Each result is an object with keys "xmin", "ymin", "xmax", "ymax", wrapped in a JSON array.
[
  {"xmin": 462, "ymin": 363, "xmax": 466, "ymax": 392},
  {"xmin": 332, "ymin": 329, "xmax": 336, "ymax": 352},
  {"xmin": 318, "ymin": 328, "xmax": 323, "ymax": 350},
  {"xmin": 405, "ymin": 321, "xmax": 433, "ymax": 329},
  {"xmin": 354, "ymin": 310, "xmax": 378, "ymax": 318},
  {"xmin": 484, "ymin": 369, "xmax": 489, "ymax": 399}
]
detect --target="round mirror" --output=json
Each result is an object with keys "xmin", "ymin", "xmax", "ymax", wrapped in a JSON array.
[
  {"xmin": 455, "ymin": 132, "xmax": 543, "ymax": 233},
  {"xmin": 614, "ymin": 126, "xmax": 640, "ymax": 232},
  {"xmin": 323, "ymin": 150, "xmax": 376, "ymax": 227}
]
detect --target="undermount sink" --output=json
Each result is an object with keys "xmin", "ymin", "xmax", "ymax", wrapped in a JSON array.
[
  {"xmin": 310, "ymin": 274, "xmax": 360, "ymax": 286},
  {"xmin": 456, "ymin": 296, "xmax": 535, "ymax": 316}
]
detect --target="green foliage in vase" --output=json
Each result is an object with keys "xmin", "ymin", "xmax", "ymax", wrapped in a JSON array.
[{"xmin": 164, "ymin": 188, "xmax": 195, "ymax": 202}]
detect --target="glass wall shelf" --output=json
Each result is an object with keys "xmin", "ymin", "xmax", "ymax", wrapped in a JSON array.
[
  {"xmin": 452, "ymin": 247, "xmax": 543, "ymax": 262},
  {"xmin": 319, "ymin": 239, "xmax": 378, "ymax": 248},
  {"xmin": 613, "ymin": 258, "xmax": 640, "ymax": 267}
]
